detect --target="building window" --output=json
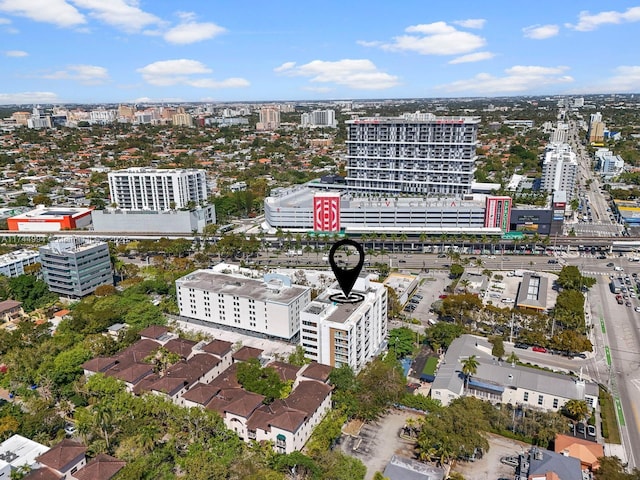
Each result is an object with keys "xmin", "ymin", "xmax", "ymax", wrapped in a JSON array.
[
  {"xmin": 553, "ymin": 398, "xmax": 558, "ymax": 409},
  {"xmin": 538, "ymin": 395, "xmax": 544, "ymax": 406},
  {"xmin": 523, "ymin": 392, "xmax": 528, "ymax": 401}
]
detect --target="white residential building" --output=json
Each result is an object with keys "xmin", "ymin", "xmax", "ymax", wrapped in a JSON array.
[
  {"xmin": 107, "ymin": 167, "xmax": 208, "ymax": 211},
  {"xmin": 176, "ymin": 270, "xmax": 311, "ymax": 341},
  {"xmin": 300, "ymin": 276, "xmax": 387, "ymax": 372},
  {"xmin": 345, "ymin": 112, "xmax": 479, "ymax": 196},
  {"xmin": 541, "ymin": 143, "xmax": 578, "ymax": 200},
  {"xmin": 0, "ymin": 249, "xmax": 40, "ymax": 277},
  {"xmin": 596, "ymin": 148, "xmax": 625, "ymax": 178},
  {"xmin": 431, "ymin": 335, "xmax": 599, "ymax": 410},
  {"xmin": 301, "ymin": 109, "xmax": 337, "ymax": 128},
  {"xmin": 89, "ymin": 108, "xmax": 116, "ymax": 124}
]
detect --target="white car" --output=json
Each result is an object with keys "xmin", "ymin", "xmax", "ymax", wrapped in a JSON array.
[
  {"xmin": 635, "ymin": 306, "xmax": 640, "ymax": 313},
  {"xmin": 502, "ymin": 298, "xmax": 515, "ymax": 304}
]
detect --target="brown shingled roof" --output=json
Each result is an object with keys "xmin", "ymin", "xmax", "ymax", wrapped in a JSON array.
[
  {"xmin": 232, "ymin": 346, "xmax": 263, "ymax": 362},
  {"xmin": 282, "ymin": 380, "xmax": 332, "ymax": 416},
  {"xmin": 23, "ymin": 468, "xmax": 62, "ymax": 480},
  {"xmin": 81, "ymin": 357, "xmax": 118, "ymax": 374},
  {"xmin": 300, "ymin": 362, "xmax": 333, "ymax": 382},
  {"xmin": 268, "ymin": 361, "xmax": 301, "ymax": 382},
  {"xmin": 0, "ymin": 299, "xmax": 22, "ymax": 313},
  {"xmin": 182, "ymin": 383, "xmax": 221, "ymax": 406},
  {"xmin": 36, "ymin": 439, "xmax": 86, "ymax": 472},
  {"xmin": 74, "ymin": 454, "xmax": 126, "ymax": 480},
  {"xmin": 163, "ymin": 338, "xmax": 198, "ymax": 359},
  {"xmin": 206, "ymin": 388, "xmax": 265, "ymax": 418},
  {"xmin": 138, "ymin": 325, "xmax": 170, "ymax": 340},
  {"xmin": 247, "ymin": 401, "xmax": 307, "ymax": 433},
  {"xmin": 202, "ymin": 339, "xmax": 233, "ymax": 357},
  {"xmin": 209, "ymin": 363, "xmax": 241, "ymax": 390}
]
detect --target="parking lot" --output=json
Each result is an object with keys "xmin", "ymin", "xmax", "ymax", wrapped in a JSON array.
[
  {"xmin": 341, "ymin": 410, "xmax": 421, "ymax": 480},
  {"xmin": 452, "ymin": 433, "xmax": 530, "ymax": 480}
]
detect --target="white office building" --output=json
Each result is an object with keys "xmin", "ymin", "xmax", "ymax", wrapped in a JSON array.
[
  {"xmin": 0, "ymin": 249, "xmax": 40, "ymax": 278},
  {"xmin": 300, "ymin": 276, "xmax": 387, "ymax": 372},
  {"xmin": 345, "ymin": 112, "xmax": 479, "ymax": 196},
  {"xmin": 541, "ymin": 143, "xmax": 578, "ymax": 200},
  {"xmin": 107, "ymin": 167, "xmax": 208, "ymax": 211},
  {"xmin": 431, "ymin": 335, "xmax": 599, "ymax": 410},
  {"xmin": 176, "ymin": 269, "xmax": 311, "ymax": 341},
  {"xmin": 301, "ymin": 109, "xmax": 337, "ymax": 128}
]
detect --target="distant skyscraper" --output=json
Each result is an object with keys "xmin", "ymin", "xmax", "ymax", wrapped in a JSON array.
[
  {"xmin": 345, "ymin": 112, "xmax": 479, "ymax": 196},
  {"xmin": 256, "ymin": 106, "xmax": 280, "ymax": 131},
  {"xmin": 301, "ymin": 109, "xmax": 337, "ymax": 128},
  {"xmin": 588, "ymin": 112, "xmax": 604, "ymax": 143},
  {"xmin": 108, "ymin": 167, "xmax": 207, "ymax": 211}
]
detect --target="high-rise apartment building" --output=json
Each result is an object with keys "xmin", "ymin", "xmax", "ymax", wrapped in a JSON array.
[
  {"xmin": 39, "ymin": 238, "xmax": 113, "ymax": 298},
  {"xmin": 107, "ymin": 168, "xmax": 207, "ymax": 211},
  {"xmin": 541, "ymin": 143, "xmax": 578, "ymax": 200},
  {"xmin": 300, "ymin": 276, "xmax": 387, "ymax": 372},
  {"xmin": 345, "ymin": 112, "xmax": 479, "ymax": 196},
  {"xmin": 588, "ymin": 112, "xmax": 604, "ymax": 143},
  {"xmin": 301, "ymin": 109, "xmax": 337, "ymax": 128},
  {"xmin": 256, "ymin": 106, "xmax": 280, "ymax": 131}
]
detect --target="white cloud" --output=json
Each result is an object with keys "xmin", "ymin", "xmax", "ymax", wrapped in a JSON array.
[
  {"xmin": 356, "ymin": 40, "xmax": 383, "ymax": 47},
  {"xmin": 0, "ymin": 0, "xmax": 85, "ymax": 28},
  {"xmin": 523, "ymin": 24, "xmax": 559, "ymax": 39},
  {"xmin": 595, "ymin": 66, "xmax": 640, "ymax": 92},
  {"xmin": 567, "ymin": 6, "xmax": 640, "ymax": 31},
  {"xmin": 449, "ymin": 51, "xmax": 495, "ymax": 64},
  {"xmin": 274, "ymin": 62, "xmax": 296, "ymax": 73},
  {"xmin": 69, "ymin": 0, "xmax": 162, "ymax": 32},
  {"xmin": 164, "ymin": 12, "xmax": 225, "ymax": 44},
  {"xmin": 43, "ymin": 64, "xmax": 109, "ymax": 84},
  {"xmin": 275, "ymin": 59, "xmax": 399, "ymax": 90},
  {"xmin": 137, "ymin": 59, "xmax": 249, "ymax": 89},
  {"xmin": 0, "ymin": 17, "xmax": 10, "ymax": 24},
  {"xmin": 377, "ymin": 22, "xmax": 486, "ymax": 55},
  {"xmin": 4, "ymin": 50, "xmax": 27, "ymax": 57},
  {"xmin": 0, "ymin": 91, "xmax": 60, "ymax": 105},
  {"xmin": 453, "ymin": 18, "xmax": 486, "ymax": 29},
  {"xmin": 440, "ymin": 65, "xmax": 573, "ymax": 94}
]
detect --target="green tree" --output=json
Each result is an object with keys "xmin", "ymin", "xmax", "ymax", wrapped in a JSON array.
[
  {"xmin": 236, "ymin": 358, "xmax": 287, "ymax": 403},
  {"xmin": 424, "ymin": 322, "xmax": 464, "ymax": 351},
  {"xmin": 388, "ymin": 327, "xmax": 417, "ymax": 358},
  {"xmin": 287, "ymin": 345, "xmax": 311, "ymax": 366},
  {"xmin": 557, "ymin": 265, "xmax": 596, "ymax": 291},
  {"xmin": 489, "ymin": 336, "xmax": 505, "ymax": 359},
  {"xmin": 450, "ymin": 263, "xmax": 464, "ymax": 278},
  {"xmin": 562, "ymin": 399, "xmax": 590, "ymax": 423}
]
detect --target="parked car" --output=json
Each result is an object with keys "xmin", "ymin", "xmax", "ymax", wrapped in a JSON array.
[
  {"xmin": 576, "ymin": 422, "xmax": 586, "ymax": 435},
  {"xmin": 514, "ymin": 343, "xmax": 529, "ymax": 349},
  {"xmin": 532, "ymin": 346, "xmax": 547, "ymax": 353},
  {"xmin": 587, "ymin": 425, "xmax": 596, "ymax": 437}
]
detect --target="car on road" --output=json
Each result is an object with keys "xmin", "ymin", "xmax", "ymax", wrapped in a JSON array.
[
  {"xmin": 514, "ymin": 343, "xmax": 529, "ymax": 349},
  {"xmin": 635, "ymin": 306, "xmax": 640, "ymax": 313},
  {"xmin": 587, "ymin": 425, "xmax": 596, "ymax": 437},
  {"xmin": 607, "ymin": 262, "xmax": 615, "ymax": 267},
  {"xmin": 626, "ymin": 301, "xmax": 632, "ymax": 307},
  {"xmin": 548, "ymin": 259, "xmax": 558, "ymax": 264},
  {"xmin": 532, "ymin": 346, "xmax": 547, "ymax": 353}
]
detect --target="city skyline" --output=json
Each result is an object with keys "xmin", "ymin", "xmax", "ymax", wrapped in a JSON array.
[{"xmin": 1, "ymin": 1, "xmax": 640, "ymax": 105}]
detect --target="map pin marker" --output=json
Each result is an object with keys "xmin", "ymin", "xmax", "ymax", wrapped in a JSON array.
[{"xmin": 328, "ymin": 238, "xmax": 365, "ymax": 301}]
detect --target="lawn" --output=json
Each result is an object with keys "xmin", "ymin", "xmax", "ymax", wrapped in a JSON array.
[
  {"xmin": 599, "ymin": 386, "xmax": 621, "ymax": 444},
  {"xmin": 422, "ymin": 356, "xmax": 438, "ymax": 376}
]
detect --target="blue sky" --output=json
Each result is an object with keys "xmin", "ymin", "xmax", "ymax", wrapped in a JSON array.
[{"xmin": 1, "ymin": 1, "xmax": 640, "ymax": 104}]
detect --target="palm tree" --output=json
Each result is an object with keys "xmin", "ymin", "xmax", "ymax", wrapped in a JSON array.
[
  {"xmin": 563, "ymin": 399, "xmax": 590, "ymax": 423},
  {"xmin": 399, "ymin": 233, "xmax": 408, "ymax": 253},
  {"xmin": 461, "ymin": 355, "xmax": 479, "ymax": 390},
  {"xmin": 506, "ymin": 351, "xmax": 519, "ymax": 365}
]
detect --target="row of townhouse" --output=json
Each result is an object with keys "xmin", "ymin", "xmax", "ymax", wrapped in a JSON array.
[{"xmin": 82, "ymin": 325, "xmax": 333, "ymax": 454}]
